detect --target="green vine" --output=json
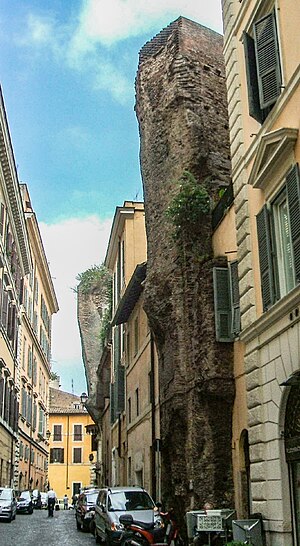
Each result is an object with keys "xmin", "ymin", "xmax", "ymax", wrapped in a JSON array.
[
  {"xmin": 165, "ymin": 170, "xmax": 211, "ymax": 243},
  {"xmin": 76, "ymin": 264, "xmax": 111, "ymax": 297}
]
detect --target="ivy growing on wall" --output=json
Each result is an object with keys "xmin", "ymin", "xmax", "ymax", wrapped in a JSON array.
[
  {"xmin": 76, "ymin": 264, "xmax": 111, "ymax": 296},
  {"xmin": 165, "ymin": 170, "xmax": 211, "ymax": 244}
]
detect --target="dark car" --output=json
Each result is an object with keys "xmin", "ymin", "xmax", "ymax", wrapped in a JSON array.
[
  {"xmin": 75, "ymin": 489, "xmax": 99, "ymax": 532},
  {"xmin": 17, "ymin": 491, "xmax": 33, "ymax": 514},
  {"xmin": 94, "ymin": 487, "xmax": 161, "ymax": 545},
  {"xmin": 0, "ymin": 487, "xmax": 17, "ymax": 522}
]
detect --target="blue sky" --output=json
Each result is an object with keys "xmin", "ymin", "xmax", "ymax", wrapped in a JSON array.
[{"xmin": 0, "ymin": 0, "xmax": 223, "ymax": 395}]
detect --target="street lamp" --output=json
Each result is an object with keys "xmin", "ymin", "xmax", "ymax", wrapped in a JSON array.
[
  {"xmin": 46, "ymin": 429, "xmax": 51, "ymax": 440},
  {"xmin": 80, "ymin": 392, "xmax": 88, "ymax": 405}
]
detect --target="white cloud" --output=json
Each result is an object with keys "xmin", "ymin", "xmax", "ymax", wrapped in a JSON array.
[
  {"xmin": 20, "ymin": 1, "xmax": 222, "ymax": 103},
  {"xmin": 70, "ymin": 0, "xmax": 223, "ymax": 54},
  {"xmin": 39, "ymin": 215, "xmax": 112, "ymax": 372}
]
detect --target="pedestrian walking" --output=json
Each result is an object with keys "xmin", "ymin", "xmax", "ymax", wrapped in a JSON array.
[
  {"xmin": 63, "ymin": 494, "xmax": 68, "ymax": 510},
  {"xmin": 47, "ymin": 488, "xmax": 56, "ymax": 517}
]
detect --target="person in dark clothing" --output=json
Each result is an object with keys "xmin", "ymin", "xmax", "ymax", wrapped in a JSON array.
[{"xmin": 47, "ymin": 488, "xmax": 56, "ymax": 517}]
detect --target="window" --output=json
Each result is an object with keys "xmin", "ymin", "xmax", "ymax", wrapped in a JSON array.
[
  {"xmin": 257, "ymin": 164, "xmax": 300, "ymax": 310},
  {"xmin": 128, "ymin": 397, "xmax": 132, "ymax": 424},
  {"xmin": 134, "ymin": 317, "xmax": 139, "ymax": 355},
  {"xmin": 0, "ymin": 203, "xmax": 5, "ymax": 237},
  {"xmin": 128, "ymin": 457, "xmax": 132, "ymax": 485},
  {"xmin": 127, "ymin": 332, "xmax": 130, "ymax": 365},
  {"xmin": 50, "ymin": 448, "xmax": 64, "ymax": 463},
  {"xmin": 213, "ymin": 261, "xmax": 240, "ymax": 342},
  {"xmin": 27, "ymin": 347, "xmax": 33, "ymax": 379},
  {"xmin": 244, "ymin": 9, "xmax": 281, "ymax": 123},
  {"xmin": 53, "ymin": 424, "xmax": 62, "ymax": 441},
  {"xmin": 73, "ymin": 424, "xmax": 82, "ymax": 441},
  {"xmin": 135, "ymin": 388, "xmax": 139, "ymax": 417},
  {"xmin": 73, "ymin": 447, "xmax": 82, "ymax": 463},
  {"xmin": 22, "ymin": 338, "xmax": 26, "ymax": 370}
]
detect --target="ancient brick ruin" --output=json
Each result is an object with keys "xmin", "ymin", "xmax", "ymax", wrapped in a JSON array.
[{"xmin": 135, "ymin": 17, "xmax": 234, "ymax": 516}]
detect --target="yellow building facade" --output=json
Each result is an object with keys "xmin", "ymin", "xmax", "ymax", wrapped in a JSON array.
[
  {"xmin": 48, "ymin": 386, "xmax": 97, "ymax": 501},
  {"xmin": 222, "ymin": 0, "xmax": 300, "ymax": 543}
]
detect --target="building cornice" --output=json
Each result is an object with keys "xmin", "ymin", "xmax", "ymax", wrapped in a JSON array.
[
  {"xmin": 105, "ymin": 202, "xmax": 144, "ymax": 270},
  {"xmin": 240, "ymin": 284, "xmax": 300, "ymax": 346},
  {"xmin": 0, "ymin": 88, "xmax": 32, "ymax": 276}
]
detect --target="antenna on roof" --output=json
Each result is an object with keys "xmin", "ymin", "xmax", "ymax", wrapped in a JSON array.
[{"xmin": 71, "ymin": 379, "xmax": 74, "ymax": 394}]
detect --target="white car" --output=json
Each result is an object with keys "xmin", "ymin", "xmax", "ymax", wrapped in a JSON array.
[{"xmin": 0, "ymin": 487, "xmax": 17, "ymax": 522}]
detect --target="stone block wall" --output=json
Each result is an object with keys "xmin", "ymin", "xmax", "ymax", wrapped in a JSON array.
[{"xmin": 135, "ymin": 17, "xmax": 235, "ymax": 519}]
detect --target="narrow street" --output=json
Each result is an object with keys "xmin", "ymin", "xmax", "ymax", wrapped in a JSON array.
[{"xmin": 0, "ymin": 509, "xmax": 95, "ymax": 545}]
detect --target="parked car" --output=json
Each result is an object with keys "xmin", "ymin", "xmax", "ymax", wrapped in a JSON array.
[
  {"xmin": 94, "ymin": 487, "xmax": 161, "ymax": 545},
  {"xmin": 40, "ymin": 492, "xmax": 48, "ymax": 509},
  {"xmin": 75, "ymin": 488, "xmax": 99, "ymax": 532},
  {"xmin": 0, "ymin": 487, "xmax": 17, "ymax": 522},
  {"xmin": 16, "ymin": 490, "xmax": 33, "ymax": 514}
]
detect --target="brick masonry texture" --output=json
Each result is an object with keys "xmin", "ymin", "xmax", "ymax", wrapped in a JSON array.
[{"xmin": 135, "ymin": 17, "xmax": 234, "ymax": 517}]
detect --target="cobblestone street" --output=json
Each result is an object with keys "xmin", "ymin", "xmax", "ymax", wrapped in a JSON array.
[{"xmin": 0, "ymin": 509, "xmax": 95, "ymax": 545}]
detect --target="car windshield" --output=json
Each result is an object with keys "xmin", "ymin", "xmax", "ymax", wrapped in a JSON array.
[
  {"xmin": 0, "ymin": 489, "xmax": 12, "ymax": 500},
  {"xmin": 87, "ymin": 492, "xmax": 98, "ymax": 504},
  {"xmin": 20, "ymin": 492, "xmax": 31, "ymax": 500},
  {"xmin": 108, "ymin": 491, "xmax": 154, "ymax": 512}
]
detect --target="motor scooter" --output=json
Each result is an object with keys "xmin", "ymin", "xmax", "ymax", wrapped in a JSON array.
[{"xmin": 120, "ymin": 507, "xmax": 184, "ymax": 546}]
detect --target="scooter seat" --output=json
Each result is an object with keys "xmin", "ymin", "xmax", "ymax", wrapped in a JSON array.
[{"xmin": 132, "ymin": 520, "xmax": 155, "ymax": 530}]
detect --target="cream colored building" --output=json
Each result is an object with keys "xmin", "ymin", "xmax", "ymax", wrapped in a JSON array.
[
  {"xmin": 48, "ymin": 386, "xmax": 97, "ymax": 501},
  {"xmin": 0, "ymin": 90, "xmax": 32, "ymax": 487},
  {"xmin": 112, "ymin": 263, "xmax": 161, "ymax": 500},
  {"xmin": 17, "ymin": 184, "xmax": 58, "ymax": 492},
  {"xmin": 223, "ymin": 0, "xmax": 300, "ymax": 543},
  {"xmin": 102, "ymin": 201, "xmax": 161, "ymax": 495}
]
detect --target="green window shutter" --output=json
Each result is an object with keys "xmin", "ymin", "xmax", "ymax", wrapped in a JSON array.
[
  {"xmin": 213, "ymin": 267, "xmax": 232, "ymax": 342},
  {"xmin": 229, "ymin": 260, "xmax": 240, "ymax": 336},
  {"xmin": 256, "ymin": 205, "xmax": 275, "ymax": 310},
  {"xmin": 254, "ymin": 11, "xmax": 281, "ymax": 109},
  {"xmin": 243, "ymin": 31, "xmax": 263, "ymax": 123},
  {"xmin": 286, "ymin": 164, "xmax": 300, "ymax": 283},
  {"xmin": 110, "ymin": 382, "xmax": 115, "ymax": 424},
  {"xmin": 117, "ymin": 365, "xmax": 125, "ymax": 414}
]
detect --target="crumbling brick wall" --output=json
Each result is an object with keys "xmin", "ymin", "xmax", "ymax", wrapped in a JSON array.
[{"xmin": 135, "ymin": 17, "xmax": 234, "ymax": 518}]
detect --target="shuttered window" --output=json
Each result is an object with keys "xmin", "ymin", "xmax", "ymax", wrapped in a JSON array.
[
  {"xmin": 254, "ymin": 12, "xmax": 282, "ymax": 109},
  {"xmin": 257, "ymin": 164, "xmax": 300, "ymax": 310},
  {"xmin": 257, "ymin": 205, "xmax": 276, "ymax": 310},
  {"xmin": 53, "ymin": 424, "xmax": 62, "ymax": 441},
  {"xmin": 74, "ymin": 424, "xmax": 82, "ymax": 441},
  {"xmin": 73, "ymin": 447, "xmax": 82, "ymax": 463},
  {"xmin": 286, "ymin": 165, "xmax": 300, "ymax": 283},
  {"xmin": 50, "ymin": 448, "xmax": 64, "ymax": 463},
  {"xmin": 244, "ymin": 10, "xmax": 281, "ymax": 122},
  {"xmin": 213, "ymin": 262, "xmax": 240, "ymax": 342}
]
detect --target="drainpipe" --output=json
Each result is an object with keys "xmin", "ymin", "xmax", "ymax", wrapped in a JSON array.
[{"xmin": 66, "ymin": 414, "xmax": 70, "ymax": 489}]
